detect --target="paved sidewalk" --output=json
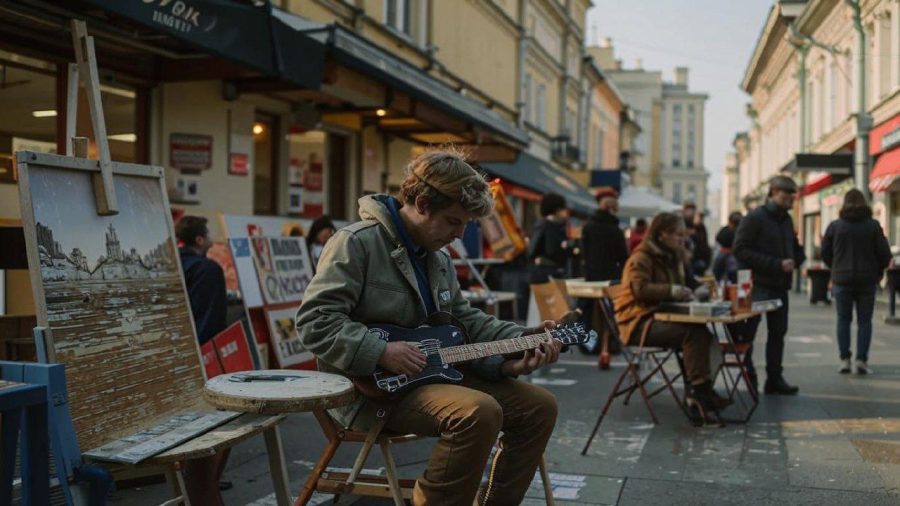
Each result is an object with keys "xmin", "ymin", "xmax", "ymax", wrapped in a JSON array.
[{"xmin": 110, "ymin": 292, "xmax": 900, "ymax": 505}]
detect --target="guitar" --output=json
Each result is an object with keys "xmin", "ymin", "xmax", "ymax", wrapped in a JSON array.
[{"xmin": 356, "ymin": 312, "xmax": 596, "ymax": 397}]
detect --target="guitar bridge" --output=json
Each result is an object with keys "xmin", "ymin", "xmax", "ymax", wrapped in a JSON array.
[{"xmin": 375, "ymin": 373, "xmax": 409, "ymax": 393}]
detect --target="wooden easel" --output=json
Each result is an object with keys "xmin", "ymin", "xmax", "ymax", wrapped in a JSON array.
[
  {"xmin": 13, "ymin": 21, "xmax": 292, "ymax": 506},
  {"xmin": 68, "ymin": 19, "xmax": 116, "ymax": 215}
]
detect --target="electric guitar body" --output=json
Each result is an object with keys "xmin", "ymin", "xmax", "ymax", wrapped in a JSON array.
[{"xmin": 355, "ymin": 311, "xmax": 595, "ymax": 397}]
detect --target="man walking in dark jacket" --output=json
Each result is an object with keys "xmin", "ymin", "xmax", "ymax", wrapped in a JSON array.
[
  {"xmin": 582, "ymin": 188, "xmax": 628, "ymax": 282},
  {"xmin": 821, "ymin": 189, "xmax": 892, "ymax": 374},
  {"xmin": 733, "ymin": 176, "xmax": 806, "ymax": 395}
]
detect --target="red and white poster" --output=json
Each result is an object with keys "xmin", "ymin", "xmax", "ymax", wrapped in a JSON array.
[
  {"xmin": 302, "ymin": 153, "xmax": 324, "ymax": 216},
  {"xmin": 200, "ymin": 341, "xmax": 223, "ymax": 379},
  {"xmin": 212, "ymin": 321, "xmax": 256, "ymax": 373}
]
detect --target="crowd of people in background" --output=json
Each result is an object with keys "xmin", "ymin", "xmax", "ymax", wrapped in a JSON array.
[{"xmin": 526, "ymin": 174, "xmax": 895, "ymax": 390}]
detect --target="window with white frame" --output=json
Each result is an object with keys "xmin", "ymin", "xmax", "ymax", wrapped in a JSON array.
[
  {"xmin": 595, "ymin": 127, "xmax": 604, "ymax": 168},
  {"xmin": 566, "ymin": 106, "xmax": 577, "ymax": 140},
  {"xmin": 536, "ymin": 83, "xmax": 546, "ymax": 130},
  {"xmin": 523, "ymin": 73, "xmax": 532, "ymax": 124},
  {"xmin": 672, "ymin": 104, "xmax": 682, "ymax": 167},
  {"xmin": 385, "ymin": 0, "xmax": 411, "ymax": 37},
  {"xmin": 879, "ymin": 13, "xmax": 892, "ymax": 99},
  {"xmin": 673, "ymin": 182, "xmax": 682, "ymax": 204},
  {"xmin": 687, "ymin": 104, "xmax": 695, "ymax": 168},
  {"xmin": 829, "ymin": 58, "xmax": 838, "ymax": 129}
]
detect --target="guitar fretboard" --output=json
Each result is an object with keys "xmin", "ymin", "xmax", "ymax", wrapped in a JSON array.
[{"xmin": 438, "ymin": 331, "xmax": 554, "ymax": 365}]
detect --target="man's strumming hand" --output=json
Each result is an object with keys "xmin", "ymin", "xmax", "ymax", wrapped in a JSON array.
[{"xmin": 377, "ymin": 341, "xmax": 426, "ymax": 376}]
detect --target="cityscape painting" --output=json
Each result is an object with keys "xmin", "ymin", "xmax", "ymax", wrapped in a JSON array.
[{"xmin": 23, "ymin": 164, "xmax": 204, "ymax": 451}]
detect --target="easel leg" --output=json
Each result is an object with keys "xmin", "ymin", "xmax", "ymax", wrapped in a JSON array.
[{"xmin": 264, "ymin": 426, "xmax": 291, "ymax": 506}]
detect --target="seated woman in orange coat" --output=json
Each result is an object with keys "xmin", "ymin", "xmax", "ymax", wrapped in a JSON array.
[{"xmin": 613, "ymin": 212, "xmax": 730, "ymax": 419}]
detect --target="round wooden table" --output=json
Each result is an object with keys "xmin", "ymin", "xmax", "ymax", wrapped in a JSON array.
[
  {"xmin": 203, "ymin": 370, "xmax": 358, "ymax": 506},
  {"xmin": 203, "ymin": 370, "xmax": 357, "ymax": 415}
]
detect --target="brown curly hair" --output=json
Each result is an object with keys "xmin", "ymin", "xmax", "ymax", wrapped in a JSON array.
[{"xmin": 398, "ymin": 148, "xmax": 493, "ymax": 218}]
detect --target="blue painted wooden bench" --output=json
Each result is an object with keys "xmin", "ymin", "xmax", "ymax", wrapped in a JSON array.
[{"xmin": 0, "ymin": 360, "xmax": 111, "ymax": 506}]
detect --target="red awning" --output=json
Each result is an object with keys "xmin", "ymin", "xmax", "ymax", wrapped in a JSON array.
[
  {"xmin": 800, "ymin": 173, "xmax": 832, "ymax": 196},
  {"xmin": 869, "ymin": 148, "xmax": 900, "ymax": 192}
]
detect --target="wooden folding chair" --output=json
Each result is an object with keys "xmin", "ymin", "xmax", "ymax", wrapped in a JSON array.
[
  {"xmin": 581, "ymin": 294, "xmax": 688, "ymax": 455},
  {"xmin": 530, "ymin": 280, "xmax": 573, "ymax": 322},
  {"xmin": 298, "ymin": 410, "xmax": 556, "ymax": 505}
]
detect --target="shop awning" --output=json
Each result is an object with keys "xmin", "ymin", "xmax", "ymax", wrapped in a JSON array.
[
  {"xmin": 296, "ymin": 22, "xmax": 529, "ymax": 147},
  {"xmin": 783, "ymin": 153, "xmax": 853, "ymax": 175},
  {"xmin": 870, "ymin": 148, "xmax": 900, "ymax": 193},
  {"xmin": 76, "ymin": 0, "xmax": 324, "ymax": 89},
  {"xmin": 618, "ymin": 186, "xmax": 680, "ymax": 219},
  {"xmin": 480, "ymin": 153, "xmax": 597, "ymax": 216},
  {"xmin": 800, "ymin": 172, "xmax": 832, "ymax": 196}
]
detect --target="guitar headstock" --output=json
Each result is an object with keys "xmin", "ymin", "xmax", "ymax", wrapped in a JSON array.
[{"xmin": 549, "ymin": 322, "xmax": 596, "ymax": 345}]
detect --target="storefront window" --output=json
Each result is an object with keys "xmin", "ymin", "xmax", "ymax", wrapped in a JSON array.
[
  {"xmin": 74, "ymin": 81, "xmax": 140, "ymax": 163},
  {"xmin": 286, "ymin": 130, "xmax": 327, "ymax": 218},
  {"xmin": 0, "ymin": 50, "xmax": 57, "ymax": 182},
  {"xmin": 253, "ymin": 113, "xmax": 279, "ymax": 215}
]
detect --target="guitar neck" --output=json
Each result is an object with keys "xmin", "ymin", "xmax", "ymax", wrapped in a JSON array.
[{"xmin": 438, "ymin": 331, "xmax": 553, "ymax": 365}]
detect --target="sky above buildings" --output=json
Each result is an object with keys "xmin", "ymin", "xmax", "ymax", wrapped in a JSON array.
[{"xmin": 587, "ymin": 0, "xmax": 774, "ymax": 192}]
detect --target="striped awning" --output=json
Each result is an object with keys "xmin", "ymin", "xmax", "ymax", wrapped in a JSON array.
[{"xmin": 869, "ymin": 148, "xmax": 900, "ymax": 193}]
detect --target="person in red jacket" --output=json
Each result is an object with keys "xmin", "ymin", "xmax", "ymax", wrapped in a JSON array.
[{"xmin": 628, "ymin": 218, "xmax": 648, "ymax": 254}]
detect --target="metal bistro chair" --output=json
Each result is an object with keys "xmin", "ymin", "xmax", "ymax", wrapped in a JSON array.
[{"xmin": 581, "ymin": 292, "xmax": 688, "ymax": 455}]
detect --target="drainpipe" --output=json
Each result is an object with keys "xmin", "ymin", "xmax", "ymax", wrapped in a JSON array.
[
  {"xmin": 515, "ymin": 0, "xmax": 528, "ymax": 128},
  {"xmin": 846, "ymin": 0, "xmax": 872, "ymax": 199}
]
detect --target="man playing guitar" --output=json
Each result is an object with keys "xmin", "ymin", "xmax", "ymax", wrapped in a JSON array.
[{"xmin": 296, "ymin": 148, "xmax": 563, "ymax": 505}]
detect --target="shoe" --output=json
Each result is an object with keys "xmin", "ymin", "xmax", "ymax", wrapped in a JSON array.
[
  {"xmin": 764, "ymin": 376, "xmax": 799, "ymax": 395},
  {"xmin": 689, "ymin": 381, "xmax": 732, "ymax": 411},
  {"xmin": 856, "ymin": 360, "xmax": 872, "ymax": 375},
  {"xmin": 839, "ymin": 358, "xmax": 852, "ymax": 374}
]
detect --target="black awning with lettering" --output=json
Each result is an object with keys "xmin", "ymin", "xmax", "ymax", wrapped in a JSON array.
[{"xmin": 77, "ymin": 0, "xmax": 323, "ymax": 89}]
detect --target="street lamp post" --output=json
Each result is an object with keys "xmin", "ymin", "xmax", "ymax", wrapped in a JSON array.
[{"xmin": 846, "ymin": 0, "xmax": 872, "ymax": 199}]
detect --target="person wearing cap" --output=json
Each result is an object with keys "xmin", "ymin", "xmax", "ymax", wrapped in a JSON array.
[
  {"xmin": 733, "ymin": 175, "xmax": 806, "ymax": 395},
  {"xmin": 527, "ymin": 192, "xmax": 575, "ymax": 283},
  {"xmin": 296, "ymin": 149, "xmax": 562, "ymax": 505}
]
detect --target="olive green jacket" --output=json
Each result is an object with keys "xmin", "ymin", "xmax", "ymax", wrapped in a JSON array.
[{"xmin": 295, "ymin": 194, "xmax": 523, "ymax": 429}]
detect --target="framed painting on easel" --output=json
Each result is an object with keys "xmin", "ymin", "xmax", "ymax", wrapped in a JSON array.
[{"xmin": 16, "ymin": 151, "xmax": 206, "ymax": 452}]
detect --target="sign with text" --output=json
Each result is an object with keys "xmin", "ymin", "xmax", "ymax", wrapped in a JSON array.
[
  {"xmin": 170, "ymin": 133, "xmax": 212, "ymax": 171},
  {"xmin": 251, "ymin": 236, "xmax": 313, "ymax": 305}
]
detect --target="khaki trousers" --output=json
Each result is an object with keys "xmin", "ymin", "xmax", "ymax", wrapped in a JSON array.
[
  {"xmin": 384, "ymin": 375, "xmax": 558, "ymax": 506},
  {"xmin": 640, "ymin": 321, "xmax": 714, "ymax": 385}
]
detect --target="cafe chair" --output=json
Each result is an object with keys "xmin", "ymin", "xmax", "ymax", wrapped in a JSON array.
[{"xmin": 581, "ymin": 292, "xmax": 689, "ymax": 455}]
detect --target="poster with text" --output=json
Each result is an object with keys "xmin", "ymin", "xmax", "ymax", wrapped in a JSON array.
[
  {"xmin": 251, "ymin": 236, "xmax": 312, "ymax": 305},
  {"xmin": 264, "ymin": 303, "xmax": 313, "ymax": 367}
]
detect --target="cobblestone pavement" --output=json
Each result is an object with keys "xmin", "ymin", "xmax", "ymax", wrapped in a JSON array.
[{"xmin": 111, "ymin": 291, "xmax": 900, "ymax": 505}]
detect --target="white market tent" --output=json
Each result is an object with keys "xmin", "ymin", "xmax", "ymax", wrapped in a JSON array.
[{"xmin": 618, "ymin": 185, "xmax": 681, "ymax": 218}]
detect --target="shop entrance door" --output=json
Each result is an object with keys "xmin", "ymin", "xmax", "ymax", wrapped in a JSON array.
[
  {"xmin": 327, "ymin": 132, "xmax": 349, "ymax": 220},
  {"xmin": 253, "ymin": 112, "xmax": 279, "ymax": 215}
]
